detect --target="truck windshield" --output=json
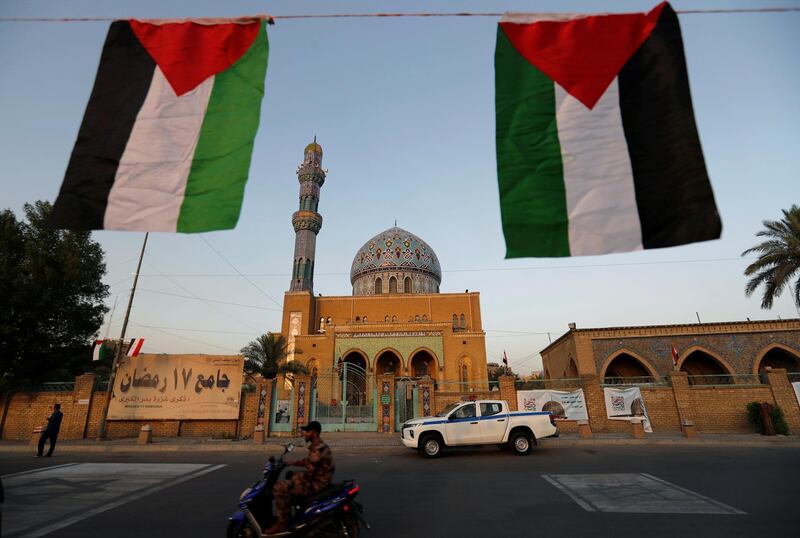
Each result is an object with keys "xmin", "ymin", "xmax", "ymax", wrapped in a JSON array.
[{"xmin": 436, "ymin": 403, "xmax": 461, "ymax": 417}]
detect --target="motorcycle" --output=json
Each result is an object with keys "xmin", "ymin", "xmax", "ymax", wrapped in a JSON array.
[{"xmin": 228, "ymin": 443, "xmax": 368, "ymax": 537}]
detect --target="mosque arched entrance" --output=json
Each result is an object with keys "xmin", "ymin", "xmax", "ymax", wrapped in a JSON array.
[
  {"xmin": 340, "ymin": 352, "xmax": 368, "ymax": 405},
  {"xmin": 310, "ymin": 351, "xmax": 375, "ymax": 431},
  {"xmin": 410, "ymin": 350, "xmax": 437, "ymax": 379},
  {"xmin": 756, "ymin": 346, "xmax": 800, "ymax": 374},
  {"xmin": 680, "ymin": 350, "xmax": 732, "ymax": 385},
  {"xmin": 603, "ymin": 353, "xmax": 654, "ymax": 384},
  {"xmin": 375, "ymin": 350, "xmax": 402, "ymax": 376}
]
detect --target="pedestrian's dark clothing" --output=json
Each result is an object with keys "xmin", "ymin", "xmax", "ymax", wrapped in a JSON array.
[
  {"xmin": 37, "ymin": 409, "xmax": 63, "ymax": 457},
  {"xmin": 44, "ymin": 410, "xmax": 63, "ymax": 434},
  {"xmin": 273, "ymin": 439, "xmax": 335, "ymax": 522}
]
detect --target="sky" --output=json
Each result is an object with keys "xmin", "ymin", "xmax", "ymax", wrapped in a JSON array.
[{"xmin": 1, "ymin": 1, "xmax": 798, "ymax": 375}]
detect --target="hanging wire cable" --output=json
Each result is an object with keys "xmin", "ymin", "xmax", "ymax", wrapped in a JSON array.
[
  {"xmin": 198, "ymin": 235, "xmax": 283, "ymax": 308},
  {"xmin": 1, "ymin": 8, "xmax": 798, "ymax": 22},
  {"xmin": 129, "ymin": 321, "xmax": 238, "ymax": 352},
  {"xmin": 144, "ymin": 259, "xmax": 263, "ymax": 333},
  {"xmin": 137, "ymin": 288, "xmax": 282, "ymax": 311},
  {"xmin": 134, "ymin": 256, "xmax": 754, "ymax": 279}
]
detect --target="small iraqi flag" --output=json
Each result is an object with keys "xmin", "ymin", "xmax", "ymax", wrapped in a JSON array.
[
  {"xmin": 127, "ymin": 338, "xmax": 145, "ymax": 357},
  {"xmin": 51, "ymin": 17, "xmax": 270, "ymax": 233},
  {"xmin": 495, "ymin": 2, "xmax": 721, "ymax": 257},
  {"xmin": 671, "ymin": 344, "xmax": 680, "ymax": 368},
  {"xmin": 503, "ymin": 350, "xmax": 509, "ymax": 370}
]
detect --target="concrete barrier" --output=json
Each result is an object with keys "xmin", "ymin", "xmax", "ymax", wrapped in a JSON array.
[
  {"xmin": 630, "ymin": 417, "xmax": 646, "ymax": 439},
  {"xmin": 137, "ymin": 424, "xmax": 153, "ymax": 445},
  {"xmin": 253, "ymin": 424, "xmax": 265, "ymax": 444},
  {"xmin": 577, "ymin": 420, "xmax": 593, "ymax": 439},
  {"xmin": 681, "ymin": 419, "xmax": 698, "ymax": 439}
]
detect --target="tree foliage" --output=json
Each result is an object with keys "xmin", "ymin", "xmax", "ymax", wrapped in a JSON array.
[
  {"xmin": 241, "ymin": 332, "xmax": 307, "ymax": 379},
  {"xmin": 0, "ymin": 201, "xmax": 109, "ymax": 391},
  {"xmin": 742, "ymin": 205, "xmax": 800, "ymax": 309}
]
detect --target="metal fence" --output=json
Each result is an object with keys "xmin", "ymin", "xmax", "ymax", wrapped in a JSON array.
[
  {"xmin": 433, "ymin": 380, "xmax": 499, "ymax": 392},
  {"xmin": 685, "ymin": 373, "xmax": 762, "ymax": 387},
  {"xmin": 601, "ymin": 376, "xmax": 669, "ymax": 387},
  {"xmin": 27, "ymin": 382, "xmax": 75, "ymax": 392},
  {"xmin": 515, "ymin": 378, "xmax": 582, "ymax": 390}
]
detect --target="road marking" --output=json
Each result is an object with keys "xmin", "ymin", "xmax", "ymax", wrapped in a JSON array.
[
  {"xmin": 1, "ymin": 463, "xmax": 80, "ymax": 479},
  {"xmin": 3, "ymin": 463, "xmax": 226, "ymax": 537},
  {"xmin": 541, "ymin": 473, "xmax": 745, "ymax": 514}
]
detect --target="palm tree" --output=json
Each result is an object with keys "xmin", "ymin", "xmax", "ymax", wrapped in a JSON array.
[
  {"xmin": 240, "ymin": 332, "xmax": 308, "ymax": 379},
  {"xmin": 742, "ymin": 205, "xmax": 800, "ymax": 309}
]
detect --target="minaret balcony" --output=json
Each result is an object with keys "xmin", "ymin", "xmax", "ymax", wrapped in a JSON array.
[{"xmin": 292, "ymin": 211, "xmax": 323, "ymax": 233}]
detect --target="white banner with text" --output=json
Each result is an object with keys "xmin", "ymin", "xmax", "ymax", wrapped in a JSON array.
[
  {"xmin": 517, "ymin": 389, "xmax": 588, "ymax": 421},
  {"xmin": 603, "ymin": 386, "xmax": 653, "ymax": 433},
  {"xmin": 108, "ymin": 354, "xmax": 243, "ymax": 420}
]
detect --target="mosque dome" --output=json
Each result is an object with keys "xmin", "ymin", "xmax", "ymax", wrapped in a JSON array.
[{"xmin": 350, "ymin": 227, "xmax": 441, "ymax": 296}]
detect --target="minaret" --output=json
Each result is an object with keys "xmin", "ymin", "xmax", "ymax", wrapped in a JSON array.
[{"xmin": 289, "ymin": 138, "xmax": 325, "ymax": 292}]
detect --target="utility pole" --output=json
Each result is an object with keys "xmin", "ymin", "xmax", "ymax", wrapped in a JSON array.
[{"xmin": 96, "ymin": 233, "xmax": 148, "ymax": 440}]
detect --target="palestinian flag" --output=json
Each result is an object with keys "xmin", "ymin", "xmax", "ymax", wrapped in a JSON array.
[
  {"xmin": 92, "ymin": 339, "xmax": 112, "ymax": 361},
  {"xmin": 51, "ymin": 17, "xmax": 269, "ymax": 232},
  {"xmin": 495, "ymin": 2, "xmax": 721, "ymax": 258}
]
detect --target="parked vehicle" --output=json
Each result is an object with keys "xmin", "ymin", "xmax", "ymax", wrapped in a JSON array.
[
  {"xmin": 400, "ymin": 399, "xmax": 558, "ymax": 457},
  {"xmin": 228, "ymin": 443, "xmax": 368, "ymax": 537}
]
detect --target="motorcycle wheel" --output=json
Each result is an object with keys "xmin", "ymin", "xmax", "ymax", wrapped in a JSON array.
[
  {"xmin": 340, "ymin": 514, "xmax": 360, "ymax": 538},
  {"xmin": 227, "ymin": 520, "xmax": 257, "ymax": 538}
]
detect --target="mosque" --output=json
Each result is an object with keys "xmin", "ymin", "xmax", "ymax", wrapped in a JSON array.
[{"xmin": 276, "ymin": 140, "xmax": 489, "ymax": 426}]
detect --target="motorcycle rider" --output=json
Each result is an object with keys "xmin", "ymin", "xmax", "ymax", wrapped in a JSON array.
[{"xmin": 266, "ymin": 421, "xmax": 335, "ymax": 535}]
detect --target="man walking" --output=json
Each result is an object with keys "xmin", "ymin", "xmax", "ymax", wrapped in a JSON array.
[
  {"xmin": 266, "ymin": 421, "xmax": 335, "ymax": 535},
  {"xmin": 36, "ymin": 403, "xmax": 63, "ymax": 457}
]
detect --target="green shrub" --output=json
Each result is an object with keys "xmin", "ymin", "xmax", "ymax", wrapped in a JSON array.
[{"xmin": 746, "ymin": 401, "xmax": 790, "ymax": 435}]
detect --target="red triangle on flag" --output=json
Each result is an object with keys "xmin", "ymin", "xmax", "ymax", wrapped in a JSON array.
[
  {"xmin": 130, "ymin": 19, "xmax": 262, "ymax": 96},
  {"xmin": 499, "ymin": 2, "xmax": 667, "ymax": 109}
]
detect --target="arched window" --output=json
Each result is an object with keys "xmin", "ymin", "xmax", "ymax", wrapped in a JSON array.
[
  {"xmin": 319, "ymin": 317, "xmax": 325, "ymax": 332},
  {"xmin": 459, "ymin": 359, "xmax": 470, "ymax": 385},
  {"xmin": 460, "ymin": 314, "xmax": 466, "ymax": 330},
  {"xmin": 404, "ymin": 277, "xmax": 412, "ymax": 294},
  {"xmin": 392, "ymin": 315, "xmax": 397, "ymax": 322},
  {"xmin": 389, "ymin": 276, "xmax": 398, "ymax": 294},
  {"xmin": 415, "ymin": 315, "xmax": 420, "ymax": 322},
  {"xmin": 452, "ymin": 314, "xmax": 458, "ymax": 331},
  {"xmin": 374, "ymin": 277, "xmax": 383, "ymax": 294},
  {"xmin": 326, "ymin": 317, "xmax": 332, "ymax": 325},
  {"xmin": 363, "ymin": 316, "xmax": 368, "ymax": 323},
  {"xmin": 422, "ymin": 314, "xmax": 427, "ymax": 321},
  {"xmin": 355, "ymin": 316, "xmax": 361, "ymax": 323},
  {"xmin": 385, "ymin": 315, "xmax": 390, "ymax": 322}
]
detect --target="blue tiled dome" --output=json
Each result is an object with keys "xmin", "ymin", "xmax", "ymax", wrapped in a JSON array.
[{"xmin": 350, "ymin": 227, "xmax": 442, "ymax": 285}]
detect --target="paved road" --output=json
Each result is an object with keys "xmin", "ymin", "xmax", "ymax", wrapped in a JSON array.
[{"xmin": 2, "ymin": 444, "xmax": 798, "ymax": 537}]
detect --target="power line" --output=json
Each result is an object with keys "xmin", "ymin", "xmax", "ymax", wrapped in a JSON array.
[
  {"xmin": 137, "ymin": 288, "xmax": 282, "ymax": 311},
  {"xmin": 2, "ymin": 8, "xmax": 798, "ymax": 22},
  {"xmin": 198, "ymin": 235, "xmax": 283, "ymax": 309},
  {"xmin": 129, "ymin": 321, "xmax": 238, "ymax": 353},
  {"xmin": 144, "ymin": 259, "xmax": 263, "ymax": 333},
  {"xmin": 134, "ymin": 256, "xmax": 754, "ymax": 279}
]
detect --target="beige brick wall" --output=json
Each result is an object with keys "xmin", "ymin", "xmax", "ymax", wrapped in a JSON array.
[{"xmin": 687, "ymin": 386, "xmax": 774, "ymax": 433}]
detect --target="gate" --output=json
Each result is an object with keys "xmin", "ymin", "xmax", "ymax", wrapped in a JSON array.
[
  {"xmin": 311, "ymin": 363, "xmax": 376, "ymax": 432},
  {"xmin": 395, "ymin": 378, "xmax": 418, "ymax": 431}
]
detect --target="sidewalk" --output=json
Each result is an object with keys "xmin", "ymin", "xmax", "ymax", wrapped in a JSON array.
[{"xmin": 2, "ymin": 432, "xmax": 799, "ymax": 454}]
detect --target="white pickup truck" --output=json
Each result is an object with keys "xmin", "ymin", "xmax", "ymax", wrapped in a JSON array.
[{"xmin": 400, "ymin": 399, "xmax": 558, "ymax": 457}]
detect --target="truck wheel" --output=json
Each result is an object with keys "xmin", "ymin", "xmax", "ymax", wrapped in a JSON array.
[
  {"xmin": 420, "ymin": 435, "xmax": 442, "ymax": 458},
  {"xmin": 510, "ymin": 431, "xmax": 532, "ymax": 456}
]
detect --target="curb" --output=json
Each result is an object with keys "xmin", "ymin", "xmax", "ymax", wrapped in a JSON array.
[{"xmin": 2, "ymin": 436, "xmax": 798, "ymax": 454}]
